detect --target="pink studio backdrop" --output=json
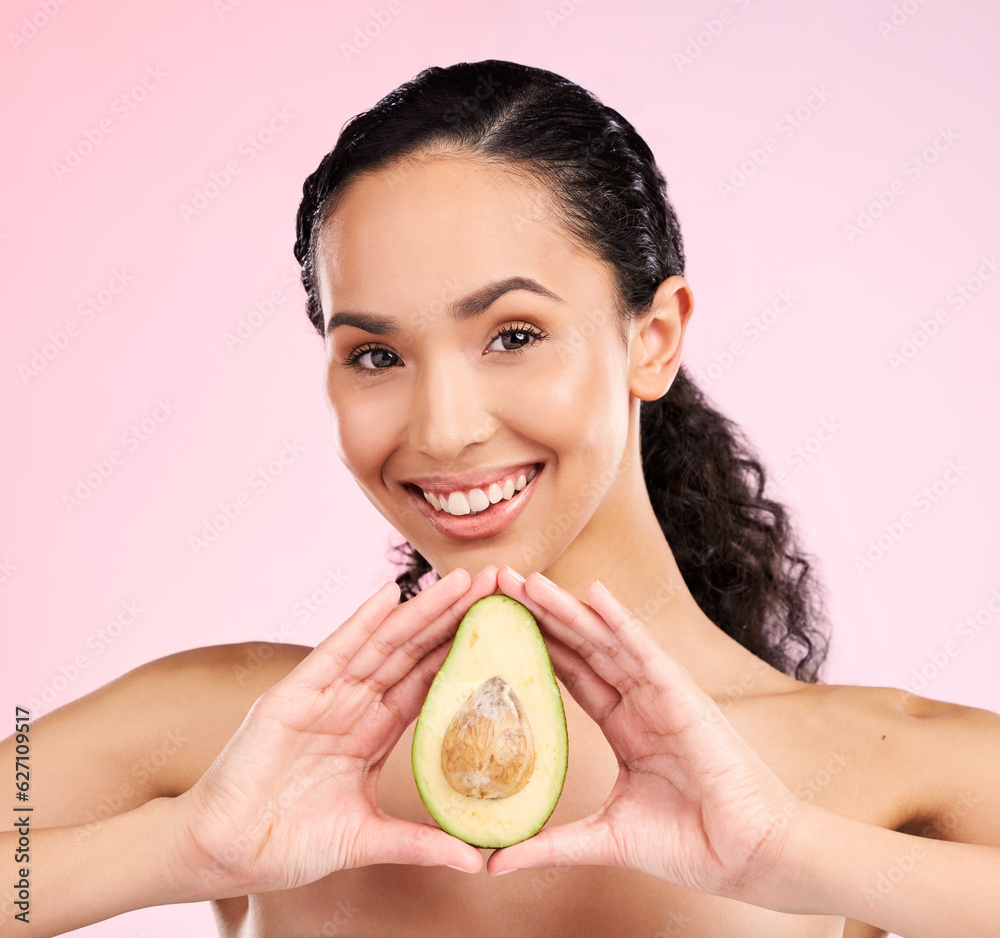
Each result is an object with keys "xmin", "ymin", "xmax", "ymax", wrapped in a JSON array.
[{"xmin": 2, "ymin": 1, "xmax": 998, "ymax": 934}]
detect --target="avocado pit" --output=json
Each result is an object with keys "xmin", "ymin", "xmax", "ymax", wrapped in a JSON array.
[{"xmin": 441, "ymin": 676, "xmax": 535, "ymax": 799}]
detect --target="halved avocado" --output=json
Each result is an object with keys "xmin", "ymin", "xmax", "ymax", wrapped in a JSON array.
[{"xmin": 411, "ymin": 593, "xmax": 568, "ymax": 848}]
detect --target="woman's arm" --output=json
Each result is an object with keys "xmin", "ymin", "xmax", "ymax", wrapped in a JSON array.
[
  {"xmin": 0, "ymin": 796, "xmax": 211, "ymax": 937},
  {"xmin": 777, "ymin": 799, "xmax": 1000, "ymax": 938},
  {"xmin": 0, "ymin": 642, "xmax": 309, "ymax": 937},
  {"xmin": 2, "ymin": 566, "xmax": 499, "ymax": 936},
  {"xmin": 488, "ymin": 566, "xmax": 1000, "ymax": 938}
]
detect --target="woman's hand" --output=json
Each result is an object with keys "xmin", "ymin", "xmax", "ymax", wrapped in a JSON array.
[
  {"xmin": 487, "ymin": 566, "xmax": 803, "ymax": 910},
  {"xmin": 171, "ymin": 566, "xmax": 496, "ymax": 898}
]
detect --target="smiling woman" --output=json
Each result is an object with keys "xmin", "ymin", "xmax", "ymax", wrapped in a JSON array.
[
  {"xmin": 3, "ymin": 58, "xmax": 1000, "ymax": 938},
  {"xmin": 297, "ymin": 60, "xmax": 828, "ymax": 682}
]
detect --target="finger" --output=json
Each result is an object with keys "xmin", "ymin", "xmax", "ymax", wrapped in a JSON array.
[
  {"xmin": 584, "ymin": 580, "xmax": 721, "ymax": 731},
  {"xmin": 339, "ymin": 567, "xmax": 473, "ymax": 683},
  {"xmin": 497, "ymin": 567, "xmax": 644, "ymax": 689},
  {"xmin": 359, "ymin": 814, "xmax": 484, "ymax": 873},
  {"xmin": 486, "ymin": 814, "xmax": 612, "ymax": 876},
  {"xmin": 371, "ymin": 638, "xmax": 453, "ymax": 745},
  {"xmin": 277, "ymin": 580, "xmax": 403, "ymax": 694},
  {"xmin": 543, "ymin": 633, "xmax": 622, "ymax": 729},
  {"xmin": 584, "ymin": 580, "xmax": 706, "ymax": 698},
  {"xmin": 279, "ymin": 568, "xmax": 470, "ymax": 694},
  {"xmin": 362, "ymin": 565, "xmax": 499, "ymax": 690}
]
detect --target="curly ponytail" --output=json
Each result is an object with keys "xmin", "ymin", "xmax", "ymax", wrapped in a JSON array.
[{"xmin": 294, "ymin": 59, "xmax": 829, "ymax": 682}]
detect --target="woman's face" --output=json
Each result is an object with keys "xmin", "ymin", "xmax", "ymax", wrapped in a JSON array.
[{"xmin": 315, "ymin": 153, "xmax": 639, "ymax": 577}]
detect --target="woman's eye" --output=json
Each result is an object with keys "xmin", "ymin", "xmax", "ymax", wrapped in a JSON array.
[
  {"xmin": 345, "ymin": 345, "xmax": 398, "ymax": 373},
  {"xmin": 344, "ymin": 324, "xmax": 547, "ymax": 375},
  {"xmin": 488, "ymin": 324, "xmax": 547, "ymax": 354}
]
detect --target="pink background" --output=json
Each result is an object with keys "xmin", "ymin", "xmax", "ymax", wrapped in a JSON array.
[{"xmin": 2, "ymin": 0, "xmax": 998, "ymax": 933}]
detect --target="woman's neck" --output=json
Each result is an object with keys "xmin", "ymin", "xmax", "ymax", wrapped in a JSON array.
[{"xmin": 534, "ymin": 432, "xmax": 798, "ymax": 701}]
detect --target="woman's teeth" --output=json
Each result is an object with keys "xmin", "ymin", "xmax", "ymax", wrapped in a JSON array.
[{"xmin": 421, "ymin": 466, "xmax": 538, "ymax": 516}]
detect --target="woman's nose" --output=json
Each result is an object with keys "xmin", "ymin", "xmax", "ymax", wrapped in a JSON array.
[{"xmin": 407, "ymin": 356, "xmax": 499, "ymax": 461}]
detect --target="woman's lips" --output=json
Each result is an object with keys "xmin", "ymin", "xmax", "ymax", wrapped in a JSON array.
[{"xmin": 406, "ymin": 464, "xmax": 543, "ymax": 541}]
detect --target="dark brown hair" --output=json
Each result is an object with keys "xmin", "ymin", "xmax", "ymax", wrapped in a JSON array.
[{"xmin": 293, "ymin": 60, "xmax": 829, "ymax": 682}]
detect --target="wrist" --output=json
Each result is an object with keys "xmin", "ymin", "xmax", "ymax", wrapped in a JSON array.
[
  {"xmin": 760, "ymin": 797, "xmax": 853, "ymax": 917},
  {"xmin": 723, "ymin": 796, "xmax": 832, "ymax": 915},
  {"xmin": 163, "ymin": 789, "xmax": 248, "ymax": 903}
]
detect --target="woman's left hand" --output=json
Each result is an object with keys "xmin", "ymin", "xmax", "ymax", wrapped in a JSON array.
[{"xmin": 487, "ymin": 566, "xmax": 804, "ymax": 911}]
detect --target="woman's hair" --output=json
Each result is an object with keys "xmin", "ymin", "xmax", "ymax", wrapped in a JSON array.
[{"xmin": 293, "ymin": 59, "xmax": 829, "ymax": 683}]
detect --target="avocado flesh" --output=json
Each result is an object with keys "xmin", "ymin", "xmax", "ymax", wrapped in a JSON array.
[{"xmin": 411, "ymin": 594, "xmax": 568, "ymax": 848}]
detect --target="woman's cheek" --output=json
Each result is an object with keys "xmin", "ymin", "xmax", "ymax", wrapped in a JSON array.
[{"xmin": 328, "ymin": 383, "xmax": 396, "ymax": 483}]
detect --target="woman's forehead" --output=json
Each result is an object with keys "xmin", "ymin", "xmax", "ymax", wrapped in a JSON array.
[
  {"xmin": 315, "ymin": 156, "xmax": 613, "ymax": 326},
  {"xmin": 319, "ymin": 155, "xmax": 564, "ymax": 259}
]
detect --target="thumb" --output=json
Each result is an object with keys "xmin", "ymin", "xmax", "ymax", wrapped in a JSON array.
[
  {"xmin": 486, "ymin": 816, "xmax": 609, "ymax": 876},
  {"xmin": 359, "ymin": 815, "xmax": 484, "ymax": 873}
]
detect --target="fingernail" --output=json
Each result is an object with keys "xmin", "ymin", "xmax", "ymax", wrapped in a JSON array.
[
  {"xmin": 503, "ymin": 565, "xmax": 525, "ymax": 583},
  {"xmin": 593, "ymin": 579, "xmax": 611, "ymax": 596},
  {"xmin": 534, "ymin": 571, "xmax": 556, "ymax": 587},
  {"xmin": 493, "ymin": 867, "xmax": 519, "ymax": 876},
  {"xmin": 447, "ymin": 864, "xmax": 470, "ymax": 873}
]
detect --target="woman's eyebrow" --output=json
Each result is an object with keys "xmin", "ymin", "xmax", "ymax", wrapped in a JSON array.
[{"xmin": 325, "ymin": 275, "xmax": 563, "ymax": 337}]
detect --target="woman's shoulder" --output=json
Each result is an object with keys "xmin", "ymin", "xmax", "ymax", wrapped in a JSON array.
[
  {"xmin": 107, "ymin": 640, "xmax": 316, "ymax": 792},
  {"xmin": 782, "ymin": 680, "xmax": 1000, "ymax": 845},
  {"xmin": 2, "ymin": 641, "xmax": 314, "ymax": 830}
]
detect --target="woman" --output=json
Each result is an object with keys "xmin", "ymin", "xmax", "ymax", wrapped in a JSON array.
[{"xmin": 3, "ymin": 59, "xmax": 999, "ymax": 937}]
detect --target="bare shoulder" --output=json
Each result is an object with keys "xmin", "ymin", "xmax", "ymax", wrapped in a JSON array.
[
  {"xmin": 0, "ymin": 641, "xmax": 312, "ymax": 831},
  {"xmin": 777, "ymin": 681, "xmax": 1000, "ymax": 845},
  {"xmin": 110, "ymin": 639, "xmax": 317, "ymax": 795}
]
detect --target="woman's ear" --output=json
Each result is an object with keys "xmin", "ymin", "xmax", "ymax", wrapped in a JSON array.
[{"xmin": 627, "ymin": 275, "xmax": 694, "ymax": 401}]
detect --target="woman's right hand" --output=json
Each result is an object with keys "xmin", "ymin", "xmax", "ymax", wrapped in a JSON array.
[{"xmin": 170, "ymin": 565, "xmax": 495, "ymax": 898}]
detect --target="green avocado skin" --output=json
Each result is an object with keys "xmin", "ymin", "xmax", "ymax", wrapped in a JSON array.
[{"xmin": 411, "ymin": 594, "xmax": 568, "ymax": 848}]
